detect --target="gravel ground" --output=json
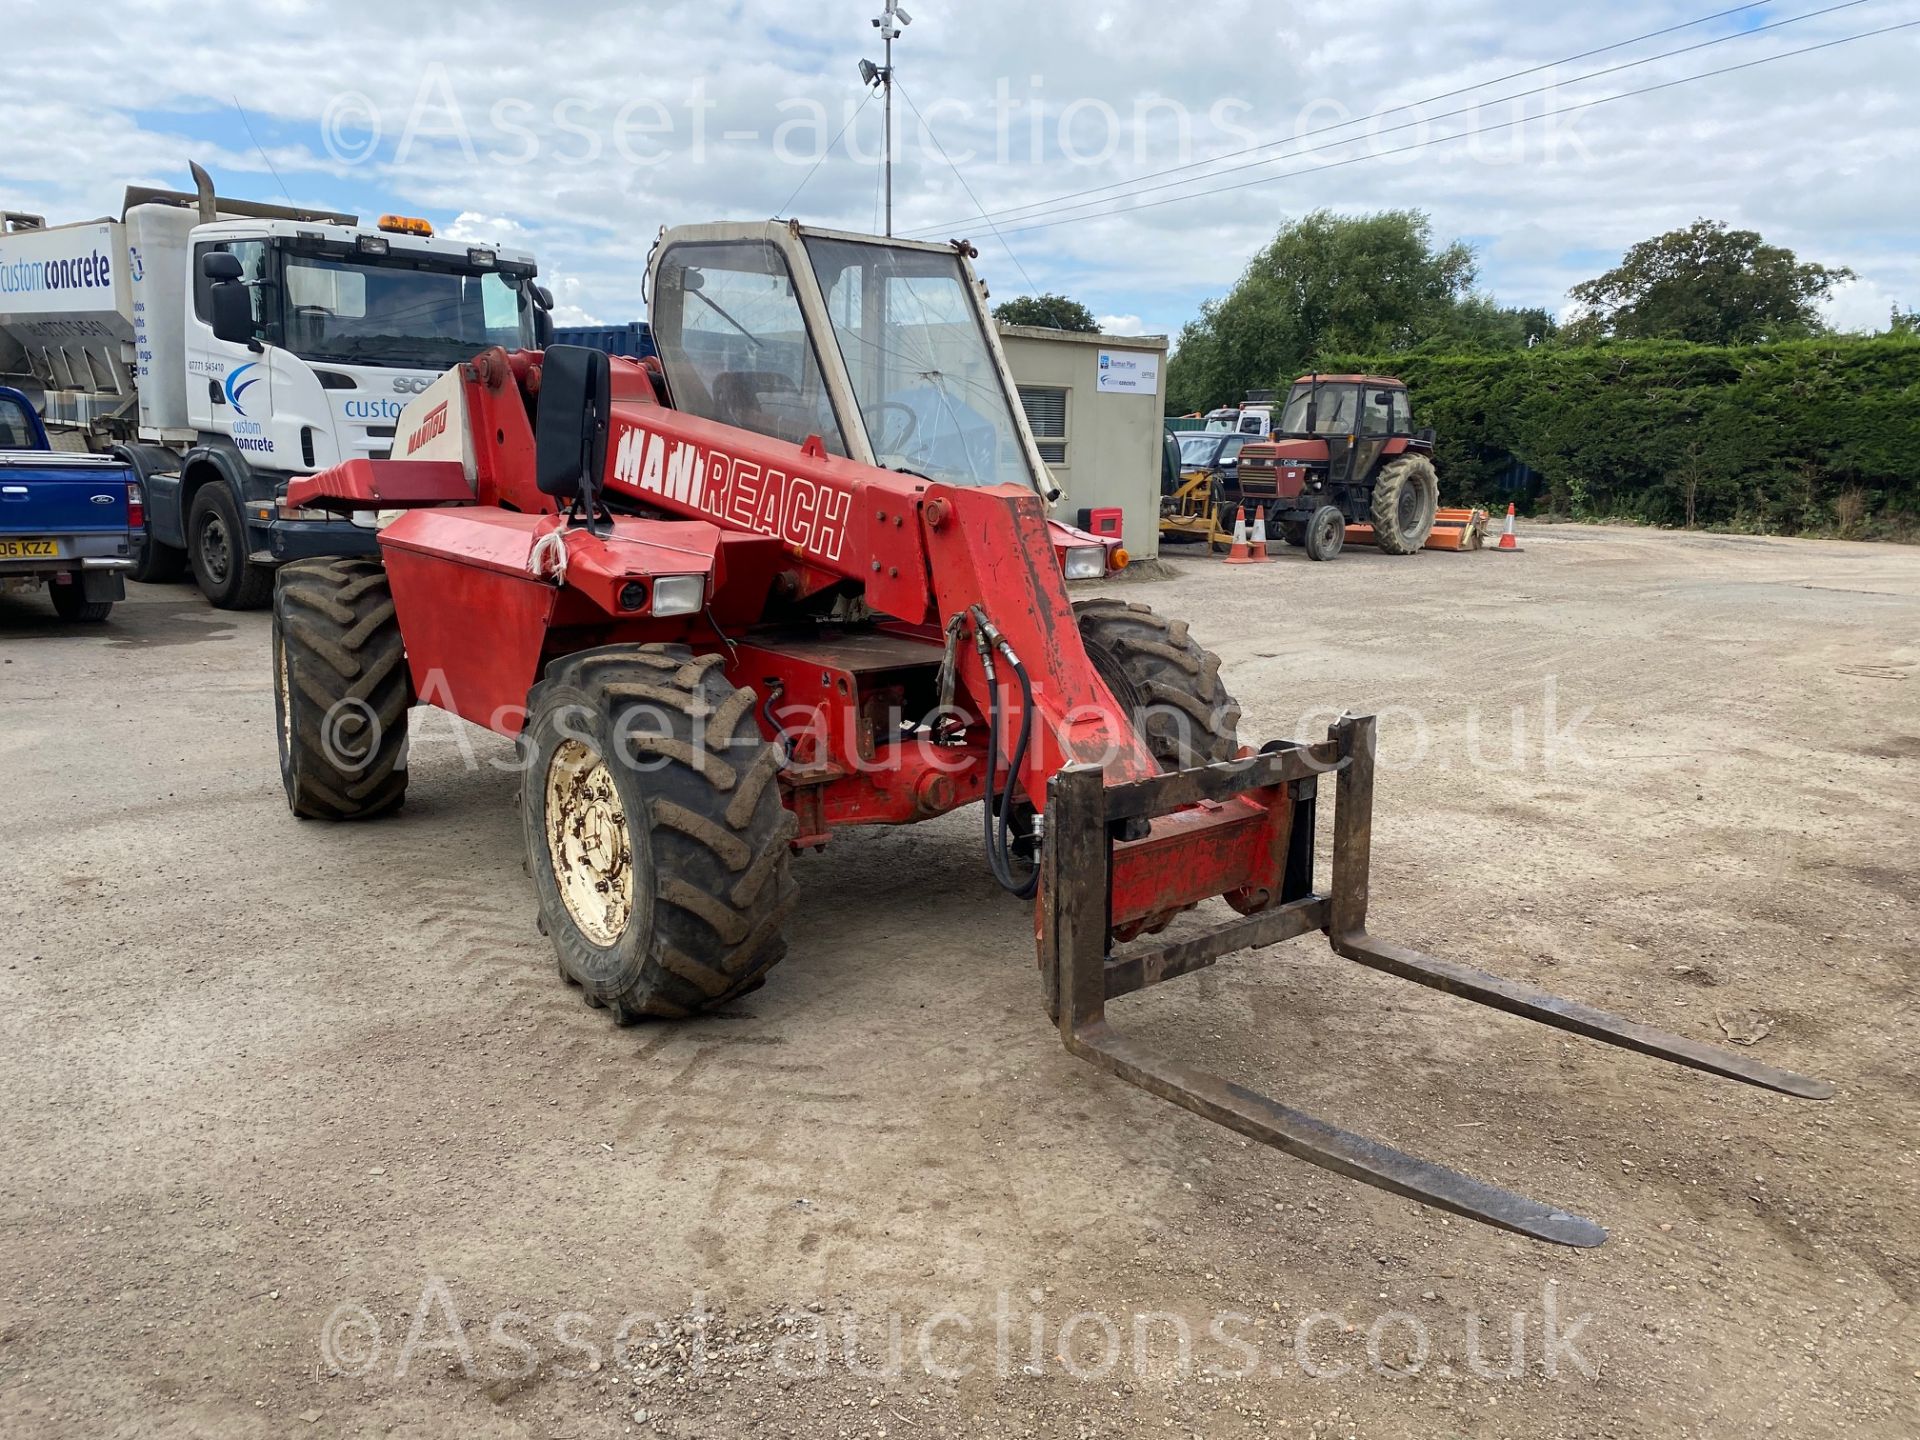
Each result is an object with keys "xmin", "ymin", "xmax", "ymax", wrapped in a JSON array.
[{"xmin": 1, "ymin": 523, "xmax": 1915, "ymax": 1438}]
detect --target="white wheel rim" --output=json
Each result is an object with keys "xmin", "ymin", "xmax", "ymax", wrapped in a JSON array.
[{"xmin": 546, "ymin": 738, "xmax": 634, "ymax": 947}]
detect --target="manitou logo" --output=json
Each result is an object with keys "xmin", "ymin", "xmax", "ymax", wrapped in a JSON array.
[
  {"xmin": 405, "ymin": 401, "xmax": 450, "ymax": 456},
  {"xmin": 609, "ymin": 422, "xmax": 853, "ymax": 563}
]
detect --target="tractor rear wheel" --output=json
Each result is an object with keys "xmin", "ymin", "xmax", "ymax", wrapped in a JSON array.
[
  {"xmin": 523, "ymin": 646, "xmax": 797, "ymax": 1022},
  {"xmin": 1073, "ymin": 599, "xmax": 1241, "ymax": 769},
  {"xmin": 272, "ymin": 557, "xmax": 412, "ymax": 819},
  {"xmin": 1369, "ymin": 454, "xmax": 1440, "ymax": 555}
]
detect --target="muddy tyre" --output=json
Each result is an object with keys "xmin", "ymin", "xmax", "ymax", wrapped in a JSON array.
[
  {"xmin": 272, "ymin": 557, "xmax": 411, "ymax": 819},
  {"xmin": 524, "ymin": 646, "xmax": 797, "ymax": 1022},
  {"xmin": 1073, "ymin": 599, "xmax": 1241, "ymax": 770},
  {"xmin": 1369, "ymin": 453, "xmax": 1439, "ymax": 555}
]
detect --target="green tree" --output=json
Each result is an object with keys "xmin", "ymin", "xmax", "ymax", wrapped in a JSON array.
[
  {"xmin": 1568, "ymin": 219, "xmax": 1853, "ymax": 345},
  {"xmin": 993, "ymin": 293, "xmax": 1099, "ymax": 332},
  {"xmin": 1165, "ymin": 210, "xmax": 1476, "ymax": 412},
  {"xmin": 1891, "ymin": 305, "xmax": 1920, "ymax": 338}
]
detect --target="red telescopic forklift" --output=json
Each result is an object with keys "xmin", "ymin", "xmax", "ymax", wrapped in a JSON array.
[{"xmin": 270, "ymin": 222, "xmax": 1828, "ymax": 1246}]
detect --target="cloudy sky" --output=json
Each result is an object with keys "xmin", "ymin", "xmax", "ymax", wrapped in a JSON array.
[{"xmin": 5, "ymin": 0, "xmax": 1916, "ymax": 338}]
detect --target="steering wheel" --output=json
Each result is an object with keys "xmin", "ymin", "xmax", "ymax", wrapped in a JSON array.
[{"xmin": 869, "ymin": 401, "xmax": 920, "ymax": 457}]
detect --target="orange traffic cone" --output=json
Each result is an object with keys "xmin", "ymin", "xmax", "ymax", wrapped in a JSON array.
[
  {"xmin": 1495, "ymin": 502, "xmax": 1521, "ymax": 552},
  {"xmin": 1223, "ymin": 505, "xmax": 1255, "ymax": 564},
  {"xmin": 1249, "ymin": 505, "xmax": 1275, "ymax": 562}
]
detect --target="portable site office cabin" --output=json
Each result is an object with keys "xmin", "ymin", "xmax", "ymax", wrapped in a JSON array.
[{"xmin": 997, "ymin": 323, "xmax": 1169, "ymax": 560}]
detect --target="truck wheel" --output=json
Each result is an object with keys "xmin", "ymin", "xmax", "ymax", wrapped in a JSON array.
[
  {"xmin": 1304, "ymin": 504, "xmax": 1346, "ymax": 561},
  {"xmin": 272, "ymin": 557, "xmax": 411, "ymax": 820},
  {"xmin": 1073, "ymin": 599, "xmax": 1241, "ymax": 769},
  {"xmin": 49, "ymin": 581, "xmax": 112, "ymax": 623},
  {"xmin": 189, "ymin": 484, "xmax": 273, "ymax": 609},
  {"xmin": 523, "ymin": 646, "xmax": 798, "ymax": 1022},
  {"xmin": 131, "ymin": 530, "xmax": 189, "ymax": 584},
  {"xmin": 1369, "ymin": 454, "xmax": 1439, "ymax": 555}
]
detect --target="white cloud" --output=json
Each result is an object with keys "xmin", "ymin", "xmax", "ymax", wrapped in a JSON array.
[
  {"xmin": 1096, "ymin": 314, "xmax": 1148, "ymax": 336},
  {"xmin": 1, "ymin": 3, "xmax": 1912, "ymax": 335}
]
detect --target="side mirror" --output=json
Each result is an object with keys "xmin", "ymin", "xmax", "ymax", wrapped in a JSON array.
[
  {"xmin": 532, "ymin": 283, "xmax": 554, "ymax": 310},
  {"xmin": 209, "ymin": 280, "xmax": 255, "ymax": 346},
  {"xmin": 535, "ymin": 345, "xmax": 611, "ymax": 508},
  {"xmin": 201, "ymin": 251, "xmax": 244, "ymax": 282},
  {"xmin": 534, "ymin": 308, "xmax": 555, "ymax": 348},
  {"xmin": 1373, "ymin": 390, "xmax": 1396, "ymax": 405}
]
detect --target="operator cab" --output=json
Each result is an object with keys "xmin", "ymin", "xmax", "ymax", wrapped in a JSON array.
[
  {"xmin": 1278, "ymin": 375, "xmax": 1417, "ymax": 441},
  {"xmin": 645, "ymin": 223, "xmax": 1052, "ymax": 498}
]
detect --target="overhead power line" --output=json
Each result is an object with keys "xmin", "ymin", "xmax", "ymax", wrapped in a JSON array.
[
  {"xmin": 907, "ymin": 0, "xmax": 1784, "ymax": 235},
  {"xmin": 972, "ymin": 17, "xmax": 1919, "ymax": 241},
  {"xmin": 904, "ymin": 0, "xmax": 1875, "ymax": 239},
  {"xmin": 893, "ymin": 79, "xmax": 1040, "ymax": 294}
]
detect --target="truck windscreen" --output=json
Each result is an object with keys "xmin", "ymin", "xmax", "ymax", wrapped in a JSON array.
[{"xmin": 279, "ymin": 251, "xmax": 535, "ymax": 367}]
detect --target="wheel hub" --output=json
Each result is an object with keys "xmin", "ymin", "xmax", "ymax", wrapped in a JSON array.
[
  {"xmin": 546, "ymin": 739, "xmax": 634, "ymax": 947},
  {"xmin": 201, "ymin": 514, "xmax": 230, "ymax": 582}
]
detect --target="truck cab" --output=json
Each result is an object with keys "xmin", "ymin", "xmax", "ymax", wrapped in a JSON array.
[{"xmin": 0, "ymin": 172, "xmax": 550, "ymax": 607}]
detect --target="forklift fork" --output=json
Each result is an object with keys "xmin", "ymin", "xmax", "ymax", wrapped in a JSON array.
[{"xmin": 1039, "ymin": 714, "xmax": 1832, "ymax": 1247}]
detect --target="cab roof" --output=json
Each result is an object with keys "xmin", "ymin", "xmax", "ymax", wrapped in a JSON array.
[{"xmin": 1289, "ymin": 374, "xmax": 1406, "ymax": 388}]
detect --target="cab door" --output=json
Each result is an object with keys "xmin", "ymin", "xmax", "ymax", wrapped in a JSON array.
[
  {"xmin": 1350, "ymin": 386, "xmax": 1396, "ymax": 485},
  {"xmin": 185, "ymin": 237, "xmax": 273, "ymax": 442}
]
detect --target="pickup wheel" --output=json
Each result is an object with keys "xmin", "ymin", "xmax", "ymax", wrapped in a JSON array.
[
  {"xmin": 1073, "ymin": 598, "xmax": 1241, "ymax": 769},
  {"xmin": 272, "ymin": 557, "xmax": 411, "ymax": 820},
  {"xmin": 131, "ymin": 531, "xmax": 189, "ymax": 584},
  {"xmin": 49, "ymin": 581, "xmax": 112, "ymax": 623},
  {"xmin": 524, "ymin": 646, "xmax": 798, "ymax": 1022},
  {"xmin": 188, "ymin": 484, "xmax": 273, "ymax": 609}
]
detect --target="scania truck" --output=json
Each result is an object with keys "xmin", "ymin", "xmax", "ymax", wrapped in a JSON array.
[{"xmin": 0, "ymin": 165, "xmax": 551, "ymax": 607}]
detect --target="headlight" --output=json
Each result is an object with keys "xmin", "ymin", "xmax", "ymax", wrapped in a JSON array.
[
  {"xmin": 650, "ymin": 574, "xmax": 706, "ymax": 617},
  {"xmin": 1062, "ymin": 545, "xmax": 1107, "ymax": 580}
]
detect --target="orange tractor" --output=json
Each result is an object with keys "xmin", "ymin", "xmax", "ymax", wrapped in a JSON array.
[{"xmin": 269, "ymin": 223, "xmax": 1827, "ymax": 1245}]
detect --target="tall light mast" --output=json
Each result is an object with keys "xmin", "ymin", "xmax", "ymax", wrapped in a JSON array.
[{"xmin": 859, "ymin": 1, "xmax": 911, "ymax": 236}]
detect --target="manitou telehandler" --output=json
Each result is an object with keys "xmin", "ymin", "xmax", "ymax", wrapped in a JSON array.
[{"xmin": 269, "ymin": 222, "xmax": 1828, "ymax": 1246}]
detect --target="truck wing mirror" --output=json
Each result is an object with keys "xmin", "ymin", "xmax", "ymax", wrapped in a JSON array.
[
  {"xmin": 535, "ymin": 345, "xmax": 611, "ymax": 520},
  {"xmin": 201, "ymin": 251, "xmax": 244, "ymax": 282},
  {"xmin": 209, "ymin": 281, "xmax": 256, "ymax": 346}
]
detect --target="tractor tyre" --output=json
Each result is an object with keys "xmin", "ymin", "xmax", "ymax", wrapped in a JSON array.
[
  {"xmin": 1304, "ymin": 504, "xmax": 1346, "ymax": 561},
  {"xmin": 272, "ymin": 557, "xmax": 412, "ymax": 820},
  {"xmin": 1073, "ymin": 599, "xmax": 1241, "ymax": 770},
  {"xmin": 1369, "ymin": 454, "xmax": 1440, "ymax": 555},
  {"xmin": 523, "ymin": 646, "xmax": 798, "ymax": 1022}
]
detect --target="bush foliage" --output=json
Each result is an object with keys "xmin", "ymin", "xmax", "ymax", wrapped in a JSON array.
[{"xmin": 1318, "ymin": 337, "xmax": 1920, "ymax": 536}]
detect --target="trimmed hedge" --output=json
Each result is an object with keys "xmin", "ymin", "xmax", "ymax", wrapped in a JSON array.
[{"xmin": 1318, "ymin": 337, "xmax": 1920, "ymax": 536}]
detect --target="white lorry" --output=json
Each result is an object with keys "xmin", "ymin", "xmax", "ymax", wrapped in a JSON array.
[{"xmin": 0, "ymin": 166, "xmax": 551, "ymax": 607}]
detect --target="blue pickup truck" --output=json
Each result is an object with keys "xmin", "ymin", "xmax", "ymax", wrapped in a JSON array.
[{"xmin": 0, "ymin": 386, "xmax": 137, "ymax": 622}]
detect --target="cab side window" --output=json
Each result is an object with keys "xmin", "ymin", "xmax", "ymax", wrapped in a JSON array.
[{"xmin": 192, "ymin": 239, "xmax": 271, "ymax": 331}]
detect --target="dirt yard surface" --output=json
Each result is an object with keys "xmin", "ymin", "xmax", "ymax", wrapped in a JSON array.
[{"xmin": 2, "ymin": 524, "xmax": 1916, "ymax": 1439}]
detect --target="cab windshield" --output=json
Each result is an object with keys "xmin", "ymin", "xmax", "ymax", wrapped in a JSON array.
[
  {"xmin": 1280, "ymin": 382, "xmax": 1361, "ymax": 436},
  {"xmin": 803, "ymin": 237, "xmax": 1039, "ymax": 491},
  {"xmin": 277, "ymin": 245, "xmax": 539, "ymax": 368}
]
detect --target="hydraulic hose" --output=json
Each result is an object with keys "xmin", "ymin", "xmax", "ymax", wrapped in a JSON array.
[{"xmin": 972, "ymin": 608, "xmax": 1039, "ymax": 899}]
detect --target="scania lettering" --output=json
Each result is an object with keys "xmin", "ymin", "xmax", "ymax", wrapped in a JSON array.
[{"xmin": 0, "ymin": 164, "xmax": 551, "ymax": 608}]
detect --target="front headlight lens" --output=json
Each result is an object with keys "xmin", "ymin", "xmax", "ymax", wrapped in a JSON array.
[
  {"xmin": 1063, "ymin": 545, "xmax": 1107, "ymax": 580},
  {"xmin": 651, "ymin": 574, "xmax": 706, "ymax": 616}
]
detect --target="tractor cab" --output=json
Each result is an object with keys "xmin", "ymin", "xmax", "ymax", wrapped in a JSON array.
[{"xmin": 644, "ymin": 222, "xmax": 1053, "ymax": 499}]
